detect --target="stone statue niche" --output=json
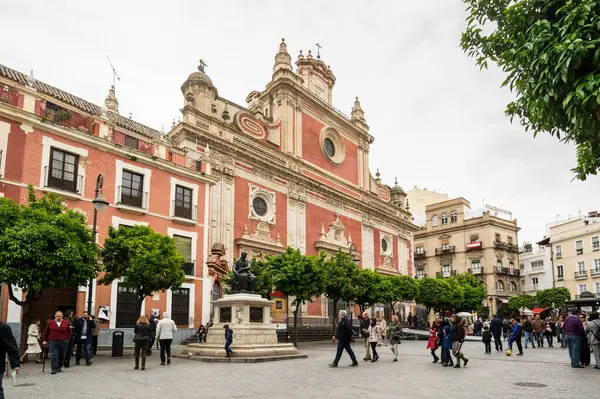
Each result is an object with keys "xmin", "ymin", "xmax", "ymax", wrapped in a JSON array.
[{"xmin": 230, "ymin": 251, "xmax": 256, "ymax": 293}]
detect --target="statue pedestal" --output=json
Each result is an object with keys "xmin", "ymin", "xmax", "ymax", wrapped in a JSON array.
[{"xmin": 185, "ymin": 293, "xmax": 304, "ymax": 361}]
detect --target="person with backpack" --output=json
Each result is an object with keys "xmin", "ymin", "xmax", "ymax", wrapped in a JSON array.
[
  {"xmin": 508, "ymin": 317, "xmax": 524, "ymax": 356},
  {"xmin": 586, "ymin": 312, "xmax": 600, "ymax": 369},
  {"xmin": 450, "ymin": 316, "xmax": 469, "ymax": 368},
  {"xmin": 224, "ymin": 324, "xmax": 234, "ymax": 357}
]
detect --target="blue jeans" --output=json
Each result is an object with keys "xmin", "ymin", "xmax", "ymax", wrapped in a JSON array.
[
  {"xmin": 566, "ymin": 335, "xmax": 582, "ymax": 368},
  {"xmin": 524, "ymin": 331, "xmax": 535, "ymax": 347},
  {"xmin": 225, "ymin": 340, "xmax": 233, "ymax": 355},
  {"xmin": 49, "ymin": 340, "xmax": 68, "ymax": 371},
  {"xmin": 76, "ymin": 341, "xmax": 91, "ymax": 362},
  {"xmin": 535, "ymin": 332, "xmax": 544, "ymax": 347}
]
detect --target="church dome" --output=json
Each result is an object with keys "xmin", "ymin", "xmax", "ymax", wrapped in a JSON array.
[
  {"xmin": 390, "ymin": 177, "xmax": 405, "ymax": 195},
  {"xmin": 186, "ymin": 61, "xmax": 213, "ymax": 86}
]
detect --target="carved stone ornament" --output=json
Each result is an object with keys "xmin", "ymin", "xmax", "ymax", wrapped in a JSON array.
[
  {"xmin": 315, "ymin": 214, "xmax": 357, "ymax": 254},
  {"xmin": 438, "ymin": 234, "xmax": 451, "ymax": 240},
  {"xmin": 495, "ymin": 251, "xmax": 505, "ymax": 259},
  {"xmin": 467, "ymin": 251, "xmax": 484, "ymax": 260},
  {"xmin": 379, "ymin": 256, "xmax": 395, "ymax": 270},
  {"xmin": 235, "ymin": 305, "xmax": 244, "ymax": 324},
  {"xmin": 507, "ymin": 254, "xmax": 516, "ymax": 261},
  {"xmin": 415, "ymin": 258, "xmax": 426, "ymax": 267},
  {"xmin": 234, "ymin": 222, "xmax": 285, "ymax": 256},
  {"xmin": 439, "ymin": 254, "xmax": 453, "ymax": 264}
]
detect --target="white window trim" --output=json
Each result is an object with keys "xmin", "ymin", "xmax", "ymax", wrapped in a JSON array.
[
  {"xmin": 577, "ymin": 261, "xmax": 586, "ymax": 272},
  {"xmin": 555, "ymin": 245, "xmax": 562, "ymax": 257},
  {"xmin": 576, "ymin": 240, "xmax": 584, "ymax": 250},
  {"xmin": 441, "ymin": 214, "xmax": 448, "ymax": 225},
  {"xmin": 111, "ymin": 216, "xmax": 149, "ymax": 228},
  {"xmin": 248, "ymin": 183, "xmax": 276, "ymax": 225},
  {"xmin": 166, "ymin": 282, "xmax": 195, "ymax": 328},
  {"xmin": 592, "ymin": 236, "xmax": 600, "ymax": 251},
  {"xmin": 115, "ymin": 159, "xmax": 152, "ymax": 210},
  {"xmin": 381, "ymin": 233, "xmax": 393, "ymax": 257},
  {"xmin": 578, "ymin": 284, "xmax": 588, "ymax": 295},
  {"xmin": 168, "ymin": 227, "xmax": 198, "ymax": 276},
  {"xmin": 431, "ymin": 216, "xmax": 438, "ymax": 226},
  {"xmin": 594, "ymin": 259, "xmax": 600, "ymax": 271},
  {"xmin": 170, "ymin": 177, "xmax": 199, "ymax": 218},
  {"xmin": 40, "ymin": 136, "xmax": 88, "ymax": 197},
  {"xmin": 0, "ymin": 120, "xmax": 10, "ymax": 178},
  {"xmin": 109, "ymin": 279, "xmax": 146, "ymax": 329}
]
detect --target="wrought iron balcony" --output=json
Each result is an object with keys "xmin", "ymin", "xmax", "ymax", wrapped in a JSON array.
[
  {"xmin": 591, "ymin": 269, "xmax": 600, "ymax": 277},
  {"xmin": 182, "ymin": 261, "xmax": 195, "ymax": 276},
  {"xmin": 509, "ymin": 269, "xmax": 520, "ymax": 277},
  {"xmin": 117, "ymin": 186, "xmax": 148, "ymax": 209},
  {"xmin": 495, "ymin": 266, "xmax": 510, "ymax": 275},
  {"xmin": 556, "ymin": 274, "xmax": 564, "ymax": 281},
  {"xmin": 44, "ymin": 166, "xmax": 83, "ymax": 194},
  {"xmin": 494, "ymin": 241, "xmax": 507, "ymax": 249},
  {"xmin": 435, "ymin": 246, "xmax": 455, "ymax": 255},
  {"xmin": 414, "ymin": 251, "xmax": 426, "ymax": 259},
  {"xmin": 574, "ymin": 270, "xmax": 588, "ymax": 279},
  {"xmin": 0, "ymin": 85, "xmax": 18, "ymax": 107},
  {"xmin": 506, "ymin": 243, "xmax": 519, "ymax": 252},
  {"xmin": 172, "ymin": 200, "xmax": 197, "ymax": 221},
  {"xmin": 468, "ymin": 267, "xmax": 484, "ymax": 275}
]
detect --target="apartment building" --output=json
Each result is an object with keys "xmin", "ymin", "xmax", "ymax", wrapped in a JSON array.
[
  {"xmin": 519, "ymin": 242, "xmax": 553, "ymax": 294},
  {"xmin": 414, "ymin": 197, "xmax": 521, "ymax": 316},
  {"xmin": 549, "ymin": 213, "xmax": 600, "ymax": 298},
  {"xmin": 406, "ymin": 187, "xmax": 449, "ymax": 227}
]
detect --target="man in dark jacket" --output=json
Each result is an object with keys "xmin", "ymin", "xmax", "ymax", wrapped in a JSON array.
[
  {"xmin": 147, "ymin": 314, "xmax": 157, "ymax": 356},
  {"xmin": 523, "ymin": 316, "xmax": 535, "ymax": 348},
  {"xmin": 329, "ymin": 310, "xmax": 358, "ymax": 367},
  {"xmin": 358, "ymin": 312, "xmax": 371, "ymax": 361},
  {"xmin": 490, "ymin": 315, "xmax": 503, "ymax": 351},
  {"xmin": 74, "ymin": 311, "xmax": 96, "ymax": 366},
  {"xmin": 0, "ymin": 321, "xmax": 20, "ymax": 397}
]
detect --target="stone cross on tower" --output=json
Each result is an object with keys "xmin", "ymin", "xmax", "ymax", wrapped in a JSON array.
[
  {"xmin": 198, "ymin": 59, "xmax": 208, "ymax": 72},
  {"xmin": 315, "ymin": 43, "xmax": 322, "ymax": 59}
]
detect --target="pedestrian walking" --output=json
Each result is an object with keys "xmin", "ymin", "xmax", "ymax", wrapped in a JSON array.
[
  {"xmin": 389, "ymin": 315, "xmax": 402, "ymax": 362},
  {"xmin": 482, "ymin": 321, "xmax": 492, "ymax": 354},
  {"xmin": 503, "ymin": 318, "xmax": 511, "ymax": 340},
  {"xmin": 585, "ymin": 312, "xmax": 600, "ymax": 369},
  {"xmin": 74, "ymin": 311, "xmax": 95, "ymax": 366},
  {"xmin": 558, "ymin": 315, "xmax": 566, "ymax": 348},
  {"xmin": 490, "ymin": 314, "xmax": 503, "ymax": 351},
  {"xmin": 508, "ymin": 317, "xmax": 524, "ymax": 355},
  {"xmin": 533, "ymin": 314, "xmax": 544, "ymax": 348},
  {"xmin": 223, "ymin": 324, "xmax": 233, "ymax": 357},
  {"xmin": 441, "ymin": 321, "xmax": 454, "ymax": 367},
  {"xmin": 377, "ymin": 316, "xmax": 387, "ymax": 346},
  {"xmin": 523, "ymin": 316, "xmax": 535, "ymax": 348},
  {"xmin": 544, "ymin": 317, "xmax": 556, "ymax": 348},
  {"xmin": 451, "ymin": 316, "xmax": 469, "ymax": 368},
  {"xmin": 62, "ymin": 310, "xmax": 76, "ymax": 368},
  {"xmin": 147, "ymin": 314, "xmax": 157, "ymax": 356},
  {"xmin": 426, "ymin": 322, "xmax": 439, "ymax": 363},
  {"xmin": 367, "ymin": 317, "xmax": 381, "ymax": 362},
  {"xmin": 20, "ymin": 319, "xmax": 42, "ymax": 364},
  {"xmin": 329, "ymin": 310, "xmax": 358, "ymax": 367},
  {"xmin": 580, "ymin": 313, "xmax": 591, "ymax": 367},
  {"xmin": 42, "ymin": 310, "xmax": 72, "ymax": 375},
  {"xmin": 358, "ymin": 312, "xmax": 371, "ymax": 361},
  {"xmin": 156, "ymin": 312, "xmax": 177, "ymax": 365},
  {"xmin": 133, "ymin": 315, "xmax": 150, "ymax": 370},
  {"xmin": 473, "ymin": 319, "xmax": 483, "ymax": 337},
  {"xmin": 564, "ymin": 310, "xmax": 586, "ymax": 368},
  {"xmin": 0, "ymin": 321, "xmax": 20, "ymax": 397},
  {"xmin": 91, "ymin": 316, "xmax": 99, "ymax": 357}
]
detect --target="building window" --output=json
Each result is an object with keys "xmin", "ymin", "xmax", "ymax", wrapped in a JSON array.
[
  {"xmin": 248, "ymin": 184, "xmax": 276, "ymax": 224},
  {"xmin": 507, "ymin": 236, "xmax": 513, "ymax": 245},
  {"xmin": 509, "ymin": 261, "xmax": 515, "ymax": 270},
  {"xmin": 509, "ymin": 281, "xmax": 517, "ymax": 292},
  {"xmin": 495, "ymin": 233, "xmax": 501, "ymax": 243},
  {"xmin": 556, "ymin": 265, "xmax": 564, "ymax": 280},
  {"xmin": 531, "ymin": 260, "xmax": 544, "ymax": 270},
  {"xmin": 47, "ymin": 147, "xmax": 80, "ymax": 193},
  {"xmin": 416, "ymin": 268, "xmax": 425, "ymax": 279},
  {"xmin": 432, "ymin": 216, "xmax": 438, "ymax": 226},
  {"xmin": 520, "ymin": 263, "xmax": 524, "ymax": 270},
  {"xmin": 497, "ymin": 260, "xmax": 503, "ymax": 271},
  {"xmin": 416, "ymin": 246, "xmax": 424, "ymax": 254},
  {"xmin": 595, "ymin": 282, "xmax": 600, "ymax": 294},
  {"xmin": 173, "ymin": 235, "xmax": 194, "ymax": 275},
  {"xmin": 496, "ymin": 280, "xmax": 505, "ymax": 291},
  {"xmin": 578, "ymin": 284, "xmax": 588, "ymax": 295},
  {"xmin": 195, "ymin": 160, "xmax": 202, "ymax": 172},
  {"xmin": 124, "ymin": 135, "xmax": 139, "ymax": 150},
  {"xmin": 594, "ymin": 259, "xmax": 600, "ymax": 272},
  {"xmin": 174, "ymin": 185, "xmax": 194, "ymax": 219},
  {"xmin": 381, "ymin": 238, "xmax": 388, "ymax": 254},
  {"xmin": 442, "ymin": 264, "xmax": 451, "ymax": 277},
  {"xmin": 592, "ymin": 236, "xmax": 599, "ymax": 252},
  {"xmin": 555, "ymin": 245, "xmax": 562, "ymax": 259},
  {"xmin": 252, "ymin": 196, "xmax": 268, "ymax": 217},
  {"xmin": 441, "ymin": 214, "xmax": 448, "ymax": 225},
  {"xmin": 576, "ymin": 240, "xmax": 584, "ymax": 255},
  {"xmin": 450, "ymin": 212, "xmax": 457, "ymax": 223},
  {"xmin": 442, "ymin": 242, "xmax": 449, "ymax": 250},
  {"xmin": 577, "ymin": 261, "xmax": 586, "ymax": 272},
  {"xmin": 532, "ymin": 278, "xmax": 539, "ymax": 291},
  {"xmin": 119, "ymin": 170, "xmax": 145, "ymax": 208},
  {"xmin": 323, "ymin": 138, "xmax": 335, "ymax": 158},
  {"xmin": 171, "ymin": 287, "xmax": 190, "ymax": 326},
  {"xmin": 471, "ymin": 260, "xmax": 481, "ymax": 274},
  {"xmin": 470, "ymin": 234, "xmax": 479, "ymax": 242}
]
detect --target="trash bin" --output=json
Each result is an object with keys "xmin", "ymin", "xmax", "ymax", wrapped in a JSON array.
[{"xmin": 112, "ymin": 331, "xmax": 124, "ymax": 357}]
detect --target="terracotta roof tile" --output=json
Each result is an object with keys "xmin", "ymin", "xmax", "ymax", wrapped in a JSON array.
[{"xmin": 0, "ymin": 64, "xmax": 163, "ymax": 140}]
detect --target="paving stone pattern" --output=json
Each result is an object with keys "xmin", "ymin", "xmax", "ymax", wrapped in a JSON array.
[{"xmin": 4, "ymin": 341, "xmax": 599, "ymax": 399}]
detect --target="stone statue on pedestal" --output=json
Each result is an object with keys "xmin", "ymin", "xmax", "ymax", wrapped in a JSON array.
[{"xmin": 231, "ymin": 252, "xmax": 256, "ymax": 293}]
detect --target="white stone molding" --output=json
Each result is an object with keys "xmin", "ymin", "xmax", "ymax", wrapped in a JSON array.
[
  {"xmin": 114, "ymin": 159, "xmax": 152, "ymax": 212},
  {"xmin": 362, "ymin": 225, "xmax": 374, "ymax": 270},
  {"xmin": 235, "ymin": 222, "xmax": 284, "ymax": 256},
  {"xmin": 167, "ymin": 227, "xmax": 199, "ymax": 277},
  {"xmin": 315, "ymin": 214, "xmax": 355, "ymax": 254},
  {"xmin": 0, "ymin": 120, "xmax": 9, "ymax": 177},
  {"xmin": 166, "ymin": 282, "xmax": 195, "ymax": 328},
  {"xmin": 248, "ymin": 184, "xmax": 276, "ymax": 225},
  {"xmin": 40, "ymin": 136, "xmax": 88, "ymax": 198}
]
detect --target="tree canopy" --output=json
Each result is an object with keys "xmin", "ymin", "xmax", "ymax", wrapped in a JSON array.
[
  {"xmin": 449, "ymin": 274, "xmax": 487, "ymax": 312},
  {"xmin": 321, "ymin": 251, "xmax": 358, "ymax": 328},
  {"xmin": 535, "ymin": 287, "xmax": 571, "ymax": 309},
  {"xmin": 100, "ymin": 225, "xmax": 186, "ymax": 319},
  {"xmin": 380, "ymin": 275, "xmax": 419, "ymax": 311},
  {"xmin": 416, "ymin": 277, "xmax": 452, "ymax": 313},
  {"xmin": 508, "ymin": 294, "xmax": 536, "ymax": 314},
  {"xmin": 461, "ymin": 0, "xmax": 600, "ymax": 180},
  {"xmin": 352, "ymin": 268, "xmax": 383, "ymax": 312}
]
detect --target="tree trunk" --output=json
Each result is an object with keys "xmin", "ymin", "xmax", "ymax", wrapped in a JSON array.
[
  {"xmin": 330, "ymin": 297, "xmax": 339, "ymax": 333},
  {"xmin": 293, "ymin": 305, "xmax": 299, "ymax": 347},
  {"xmin": 19, "ymin": 303, "xmax": 31, "ymax": 356}
]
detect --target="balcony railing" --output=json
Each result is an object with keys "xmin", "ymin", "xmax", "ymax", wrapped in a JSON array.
[
  {"xmin": 172, "ymin": 201, "xmax": 197, "ymax": 221},
  {"xmin": 44, "ymin": 102, "xmax": 92, "ymax": 133},
  {"xmin": 117, "ymin": 186, "xmax": 148, "ymax": 209},
  {"xmin": 435, "ymin": 246, "xmax": 455, "ymax": 255},
  {"xmin": 496, "ymin": 266, "xmax": 509, "ymax": 275},
  {"xmin": 591, "ymin": 269, "xmax": 600, "ymax": 277},
  {"xmin": 44, "ymin": 166, "xmax": 83, "ymax": 194},
  {"xmin": 494, "ymin": 241, "xmax": 507, "ymax": 249},
  {"xmin": 555, "ymin": 253, "xmax": 562, "ymax": 259},
  {"xmin": 509, "ymin": 269, "xmax": 520, "ymax": 277},
  {"xmin": 0, "ymin": 85, "xmax": 18, "ymax": 107},
  {"xmin": 468, "ymin": 267, "xmax": 484, "ymax": 275},
  {"xmin": 574, "ymin": 270, "xmax": 588, "ymax": 279},
  {"xmin": 414, "ymin": 251, "xmax": 426, "ymax": 259},
  {"xmin": 466, "ymin": 241, "xmax": 482, "ymax": 251},
  {"xmin": 437, "ymin": 270, "xmax": 456, "ymax": 278},
  {"xmin": 506, "ymin": 243, "xmax": 519, "ymax": 252},
  {"xmin": 415, "ymin": 273, "xmax": 426, "ymax": 280},
  {"xmin": 182, "ymin": 261, "xmax": 195, "ymax": 276}
]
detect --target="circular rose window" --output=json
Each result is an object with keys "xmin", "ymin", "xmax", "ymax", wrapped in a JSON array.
[{"xmin": 252, "ymin": 196, "xmax": 268, "ymax": 217}]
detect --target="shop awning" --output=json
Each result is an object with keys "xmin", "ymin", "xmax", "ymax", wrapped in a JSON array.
[{"xmin": 532, "ymin": 307, "xmax": 548, "ymax": 314}]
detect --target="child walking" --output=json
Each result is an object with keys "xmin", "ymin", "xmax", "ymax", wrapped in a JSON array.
[
  {"xmin": 482, "ymin": 321, "xmax": 492, "ymax": 354},
  {"xmin": 426, "ymin": 322, "xmax": 440, "ymax": 363},
  {"xmin": 223, "ymin": 324, "xmax": 233, "ymax": 357},
  {"xmin": 441, "ymin": 321, "xmax": 454, "ymax": 367}
]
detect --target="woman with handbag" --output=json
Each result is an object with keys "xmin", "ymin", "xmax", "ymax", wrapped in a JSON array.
[
  {"xmin": 389, "ymin": 315, "xmax": 403, "ymax": 362},
  {"xmin": 20, "ymin": 319, "xmax": 42, "ymax": 364},
  {"xmin": 367, "ymin": 317, "xmax": 382, "ymax": 362},
  {"xmin": 133, "ymin": 315, "xmax": 150, "ymax": 370},
  {"xmin": 544, "ymin": 317, "xmax": 556, "ymax": 348}
]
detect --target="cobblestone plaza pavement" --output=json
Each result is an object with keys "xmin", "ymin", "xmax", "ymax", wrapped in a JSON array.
[{"xmin": 4, "ymin": 341, "xmax": 600, "ymax": 399}]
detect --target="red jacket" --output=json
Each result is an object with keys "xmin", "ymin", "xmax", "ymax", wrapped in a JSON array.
[
  {"xmin": 42, "ymin": 320, "xmax": 71, "ymax": 342},
  {"xmin": 426, "ymin": 328, "xmax": 438, "ymax": 350}
]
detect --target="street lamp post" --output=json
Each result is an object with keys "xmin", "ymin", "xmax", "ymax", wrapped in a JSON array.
[{"xmin": 88, "ymin": 174, "xmax": 109, "ymax": 315}]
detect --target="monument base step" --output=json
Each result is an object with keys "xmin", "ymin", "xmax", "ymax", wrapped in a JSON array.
[
  {"xmin": 174, "ymin": 353, "xmax": 308, "ymax": 363},
  {"xmin": 185, "ymin": 342, "xmax": 300, "ymax": 358}
]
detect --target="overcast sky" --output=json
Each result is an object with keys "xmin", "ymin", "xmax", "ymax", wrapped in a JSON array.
[{"xmin": 2, "ymin": 0, "xmax": 598, "ymax": 244}]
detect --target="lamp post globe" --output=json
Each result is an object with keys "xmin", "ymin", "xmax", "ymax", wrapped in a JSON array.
[{"xmin": 92, "ymin": 191, "xmax": 109, "ymax": 213}]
